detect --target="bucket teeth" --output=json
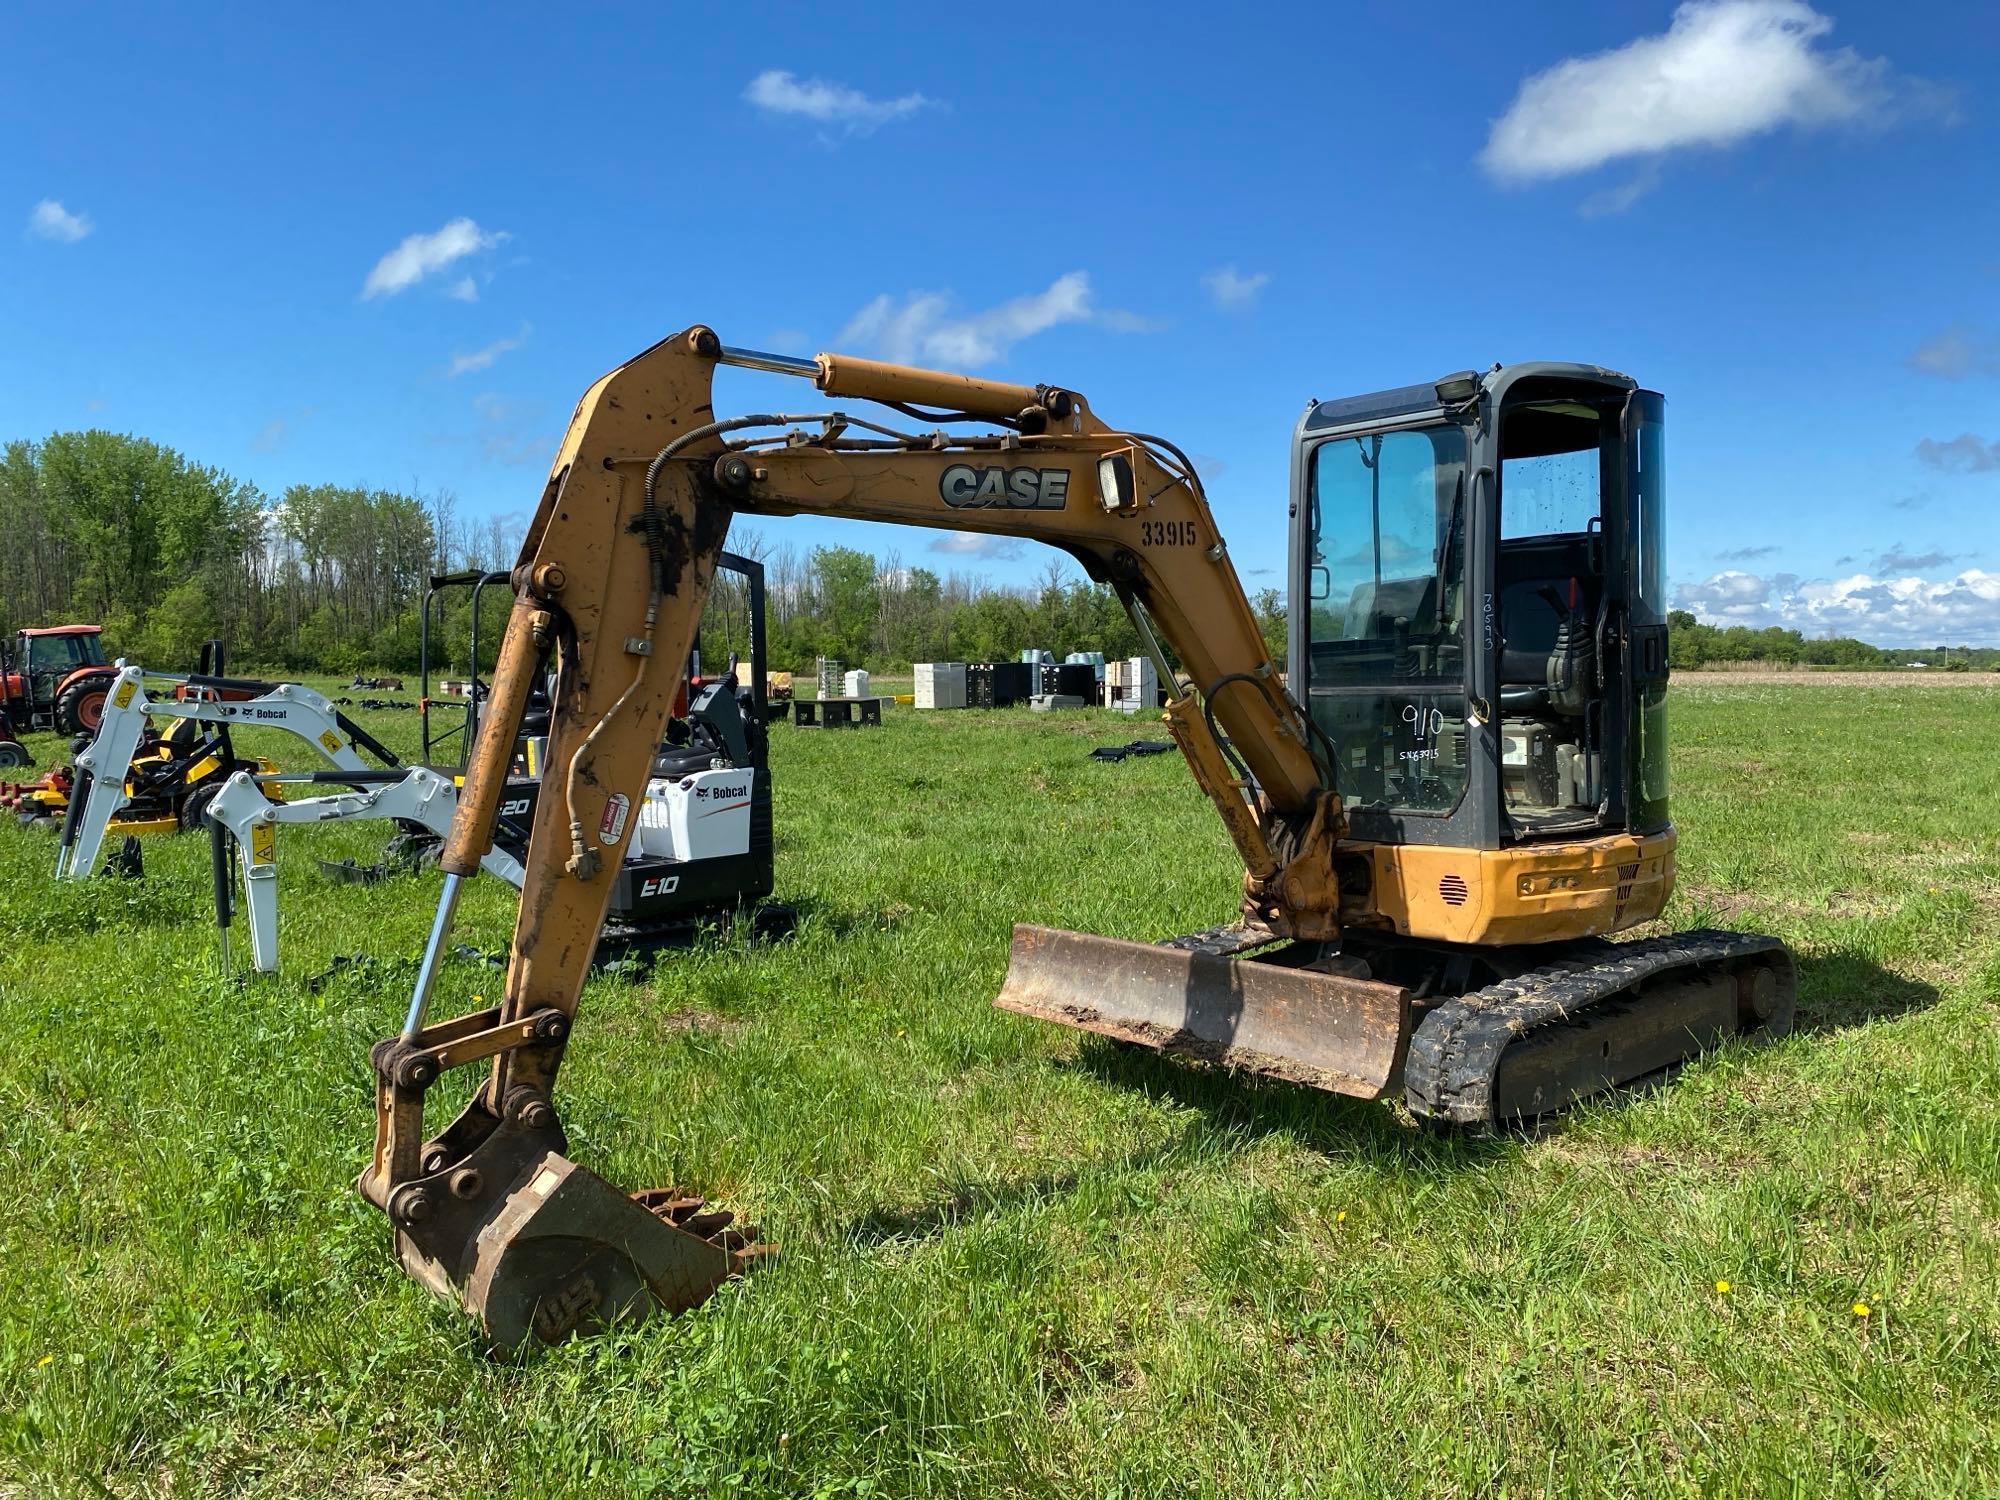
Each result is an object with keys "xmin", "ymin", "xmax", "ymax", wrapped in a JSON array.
[
  {"xmin": 633, "ymin": 1191, "xmax": 706, "ymax": 1217},
  {"xmin": 633, "ymin": 1187, "xmax": 771, "ymax": 1270}
]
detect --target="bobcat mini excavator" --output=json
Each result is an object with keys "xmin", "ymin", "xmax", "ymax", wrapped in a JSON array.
[{"xmin": 358, "ymin": 329, "xmax": 1795, "ymax": 1353}]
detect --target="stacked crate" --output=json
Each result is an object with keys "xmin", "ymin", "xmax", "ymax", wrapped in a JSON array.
[
  {"xmin": 814, "ymin": 658, "xmax": 843, "ymax": 701},
  {"xmin": 1107, "ymin": 656, "xmax": 1160, "ymax": 714},
  {"xmin": 967, "ymin": 661, "xmax": 1034, "ymax": 707},
  {"xmin": 842, "ymin": 669, "xmax": 870, "ymax": 699},
  {"xmin": 913, "ymin": 662, "xmax": 967, "ymax": 709},
  {"xmin": 1033, "ymin": 662, "xmax": 1097, "ymax": 701},
  {"xmin": 1065, "ymin": 651, "xmax": 1107, "ymax": 703}
]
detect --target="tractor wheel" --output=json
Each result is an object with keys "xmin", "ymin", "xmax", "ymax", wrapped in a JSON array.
[
  {"xmin": 0, "ymin": 742, "xmax": 29, "ymax": 769},
  {"xmin": 56, "ymin": 672, "xmax": 115, "ymax": 737},
  {"xmin": 177, "ymin": 782, "xmax": 223, "ymax": 833}
]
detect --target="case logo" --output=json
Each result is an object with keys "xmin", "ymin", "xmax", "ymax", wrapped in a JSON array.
[{"xmin": 939, "ymin": 464, "xmax": 1069, "ymax": 510}]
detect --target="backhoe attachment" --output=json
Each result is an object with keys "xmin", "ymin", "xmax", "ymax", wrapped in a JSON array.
[{"xmin": 360, "ymin": 326, "xmax": 1340, "ymax": 1351}]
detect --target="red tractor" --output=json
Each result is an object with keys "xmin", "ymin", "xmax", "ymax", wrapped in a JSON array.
[{"xmin": 1, "ymin": 625, "xmax": 119, "ymax": 737}]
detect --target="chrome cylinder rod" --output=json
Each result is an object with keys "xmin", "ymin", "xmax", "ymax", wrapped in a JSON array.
[
  {"xmin": 717, "ymin": 345, "xmax": 819, "ymax": 379},
  {"xmin": 402, "ymin": 871, "xmax": 466, "ymax": 1040}
]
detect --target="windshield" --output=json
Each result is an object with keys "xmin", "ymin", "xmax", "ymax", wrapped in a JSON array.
[
  {"xmin": 27, "ymin": 633, "xmax": 102, "ymax": 674},
  {"xmin": 1308, "ymin": 429, "xmax": 1466, "ymax": 680},
  {"xmin": 1306, "ymin": 426, "xmax": 1469, "ymax": 816}
]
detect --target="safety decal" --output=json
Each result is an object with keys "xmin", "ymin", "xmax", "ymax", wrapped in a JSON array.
[{"xmin": 598, "ymin": 792, "xmax": 630, "ymax": 846}]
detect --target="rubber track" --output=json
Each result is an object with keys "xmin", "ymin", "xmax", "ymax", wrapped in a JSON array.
[{"xmin": 1404, "ymin": 927, "xmax": 1795, "ymax": 1130}]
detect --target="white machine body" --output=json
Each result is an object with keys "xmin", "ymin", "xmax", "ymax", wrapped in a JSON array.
[
  {"xmin": 636, "ymin": 767, "xmax": 756, "ymax": 862},
  {"xmin": 57, "ymin": 664, "xmax": 373, "ymax": 879},
  {"xmin": 207, "ymin": 767, "xmax": 524, "ymax": 973}
]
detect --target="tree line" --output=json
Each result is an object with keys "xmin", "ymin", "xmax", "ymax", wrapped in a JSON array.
[
  {"xmin": 0, "ymin": 429, "xmax": 1286, "ymax": 678},
  {"xmin": 1664, "ymin": 612, "xmax": 1998, "ymax": 671},
  {"xmin": 18, "ymin": 429, "xmax": 1975, "ymax": 683}
]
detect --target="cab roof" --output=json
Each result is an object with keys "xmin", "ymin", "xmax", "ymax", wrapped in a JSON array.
[
  {"xmin": 1300, "ymin": 361, "xmax": 1638, "ymax": 435},
  {"xmin": 19, "ymin": 625, "xmax": 102, "ymax": 636}
]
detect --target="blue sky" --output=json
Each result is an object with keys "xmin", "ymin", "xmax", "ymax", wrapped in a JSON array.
[{"xmin": 4, "ymin": 1, "xmax": 1997, "ymax": 644}]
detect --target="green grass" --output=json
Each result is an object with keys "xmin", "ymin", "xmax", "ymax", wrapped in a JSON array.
[{"xmin": 3, "ymin": 680, "xmax": 1999, "ymax": 1497}]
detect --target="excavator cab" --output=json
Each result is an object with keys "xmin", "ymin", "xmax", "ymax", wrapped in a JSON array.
[{"xmin": 1289, "ymin": 363, "xmax": 1674, "ymax": 946}]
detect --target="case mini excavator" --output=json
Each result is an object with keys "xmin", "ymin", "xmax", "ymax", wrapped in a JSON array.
[{"xmin": 358, "ymin": 330, "xmax": 1796, "ymax": 1353}]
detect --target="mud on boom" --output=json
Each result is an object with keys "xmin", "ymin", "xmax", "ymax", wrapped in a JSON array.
[{"xmin": 352, "ymin": 328, "xmax": 1792, "ymax": 1354}]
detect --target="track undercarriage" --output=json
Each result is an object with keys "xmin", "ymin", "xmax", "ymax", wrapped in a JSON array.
[{"xmin": 997, "ymin": 922, "xmax": 1797, "ymax": 1130}]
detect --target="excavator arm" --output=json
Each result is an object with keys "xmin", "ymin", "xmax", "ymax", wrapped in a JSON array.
[{"xmin": 359, "ymin": 328, "xmax": 1385, "ymax": 1353}]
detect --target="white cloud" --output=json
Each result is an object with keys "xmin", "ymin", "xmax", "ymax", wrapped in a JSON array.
[
  {"xmin": 362, "ymin": 218, "xmax": 508, "ymax": 300},
  {"xmin": 472, "ymin": 393, "xmax": 550, "ymax": 466},
  {"xmin": 1482, "ymin": 1, "xmax": 1949, "ymax": 183},
  {"xmin": 1202, "ymin": 266, "xmax": 1271, "ymax": 310},
  {"xmin": 929, "ymin": 533, "xmax": 1025, "ymax": 560},
  {"xmin": 838, "ymin": 272, "xmax": 1146, "ymax": 368},
  {"xmin": 27, "ymin": 199, "xmax": 91, "ymax": 242},
  {"xmin": 1915, "ymin": 434, "xmax": 2000, "ymax": 473},
  {"xmin": 446, "ymin": 276, "xmax": 479, "ymax": 303},
  {"xmin": 248, "ymin": 406, "xmax": 316, "ymax": 455},
  {"xmin": 1677, "ymin": 567, "xmax": 2000, "ymax": 645},
  {"xmin": 744, "ymin": 70, "xmax": 932, "ymax": 135},
  {"xmin": 448, "ymin": 324, "xmax": 530, "ymax": 378},
  {"xmin": 1908, "ymin": 325, "xmax": 2000, "ymax": 379},
  {"xmin": 1874, "ymin": 545, "xmax": 1959, "ymax": 572},
  {"xmin": 1579, "ymin": 164, "xmax": 1664, "ymax": 217}
]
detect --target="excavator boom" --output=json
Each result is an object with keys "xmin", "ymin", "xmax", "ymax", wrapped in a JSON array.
[{"xmin": 358, "ymin": 327, "xmax": 1407, "ymax": 1352}]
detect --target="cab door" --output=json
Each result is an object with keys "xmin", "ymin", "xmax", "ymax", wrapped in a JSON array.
[{"xmin": 1613, "ymin": 391, "xmax": 1671, "ymax": 834}]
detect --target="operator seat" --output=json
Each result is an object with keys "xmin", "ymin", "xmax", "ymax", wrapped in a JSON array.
[{"xmin": 1497, "ymin": 526, "xmax": 1602, "ymax": 712}]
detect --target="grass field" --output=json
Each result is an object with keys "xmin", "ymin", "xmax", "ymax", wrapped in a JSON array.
[{"xmin": 3, "ymin": 679, "xmax": 1998, "ymax": 1497}]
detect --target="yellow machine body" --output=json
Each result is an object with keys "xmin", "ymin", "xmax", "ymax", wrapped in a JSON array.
[{"xmin": 1355, "ymin": 828, "xmax": 1674, "ymax": 946}]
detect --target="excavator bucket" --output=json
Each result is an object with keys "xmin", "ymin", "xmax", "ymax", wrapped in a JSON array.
[
  {"xmin": 393, "ymin": 1136, "xmax": 768, "ymax": 1357},
  {"xmin": 995, "ymin": 924, "xmax": 1411, "ymax": 1098}
]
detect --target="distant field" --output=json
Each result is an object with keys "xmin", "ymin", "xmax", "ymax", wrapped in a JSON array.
[
  {"xmin": 1679, "ymin": 669, "xmax": 2000, "ymax": 688},
  {"xmin": 2, "ymin": 682, "xmax": 1997, "ymax": 1496}
]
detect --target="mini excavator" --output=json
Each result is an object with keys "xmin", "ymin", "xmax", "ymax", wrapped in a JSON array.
[{"xmin": 358, "ymin": 329, "xmax": 1796, "ymax": 1353}]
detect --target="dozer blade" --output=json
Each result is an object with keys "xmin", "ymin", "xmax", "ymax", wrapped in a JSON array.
[
  {"xmin": 395, "ymin": 1141, "xmax": 768, "ymax": 1357},
  {"xmin": 995, "ymin": 923, "xmax": 1411, "ymax": 1098}
]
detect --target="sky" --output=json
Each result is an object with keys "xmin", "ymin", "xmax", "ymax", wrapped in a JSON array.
[{"xmin": 3, "ymin": 0, "xmax": 1997, "ymax": 646}]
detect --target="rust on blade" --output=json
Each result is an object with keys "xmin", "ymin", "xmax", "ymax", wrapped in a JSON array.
[{"xmin": 995, "ymin": 923, "xmax": 1410, "ymax": 1098}]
